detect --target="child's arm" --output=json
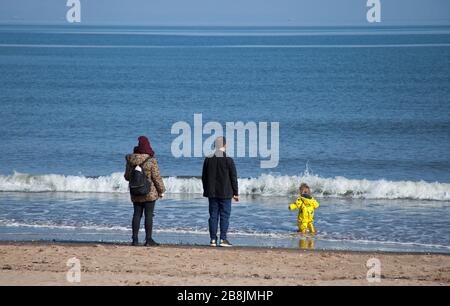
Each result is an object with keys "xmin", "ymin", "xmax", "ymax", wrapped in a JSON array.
[
  {"xmin": 312, "ymin": 197, "xmax": 319, "ymax": 209},
  {"xmin": 289, "ymin": 197, "xmax": 302, "ymax": 210}
]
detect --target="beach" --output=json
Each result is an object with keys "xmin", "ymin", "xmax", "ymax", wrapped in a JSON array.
[
  {"xmin": 1, "ymin": 25, "xmax": 450, "ymax": 256},
  {"xmin": 0, "ymin": 242, "xmax": 449, "ymax": 286}
]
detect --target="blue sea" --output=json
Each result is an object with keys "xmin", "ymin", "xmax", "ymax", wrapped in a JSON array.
[{"xmin": 0, "ymin": 25, "xmax": 449, "ymax": 253}]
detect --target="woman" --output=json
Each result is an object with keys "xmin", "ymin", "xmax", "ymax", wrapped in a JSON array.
[{"xmin": 124, "ymin": 136, "xmax": 165, "ymax": 246}]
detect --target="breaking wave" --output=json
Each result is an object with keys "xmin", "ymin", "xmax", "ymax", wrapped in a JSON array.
[{"xmin": 0, "ymin": 172, "xmax": 449, "ymax": 201}]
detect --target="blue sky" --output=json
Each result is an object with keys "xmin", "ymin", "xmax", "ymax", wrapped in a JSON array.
[{"xmin": 1, "ymin": 0, "xmax": 450, "ymax": 26}]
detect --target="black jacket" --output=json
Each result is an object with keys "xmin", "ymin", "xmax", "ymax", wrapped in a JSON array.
[{"xmin": 202, "ymin": 152, "xmax": 239, "ymax": 199}]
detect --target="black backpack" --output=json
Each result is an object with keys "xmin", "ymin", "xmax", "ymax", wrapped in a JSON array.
[{"xmin": 129, "ymin": 157, "xmax": 152, "ymax": 196}]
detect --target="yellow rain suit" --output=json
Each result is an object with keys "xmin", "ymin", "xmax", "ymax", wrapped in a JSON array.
[{"xmin": 289, "ymin": 194, "xmax": 319, "ymax": 233}]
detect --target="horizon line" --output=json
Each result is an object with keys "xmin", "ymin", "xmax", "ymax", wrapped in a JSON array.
[{"xmin": 1, "ymin": 22, "xmax": 450, "ymax": 28}]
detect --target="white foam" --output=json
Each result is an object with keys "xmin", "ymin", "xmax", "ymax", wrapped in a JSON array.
[
  {"xmin": 0, "ymin": 172, "xmax": 127, "ymax": 193},
  {"xmin": 1, "ymin": 220, "xmax": 449, "ymax": 251},
  {"xmin": 0, "ymin": 172, "xmax": 449, "ymax": 201}
]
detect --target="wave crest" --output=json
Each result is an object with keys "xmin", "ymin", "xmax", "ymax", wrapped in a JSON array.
[{"xmin": 0, "ymin": 172, "xmax": 449, "ymax": 201}]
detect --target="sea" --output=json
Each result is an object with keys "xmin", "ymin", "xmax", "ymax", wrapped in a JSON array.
[{"xmin": 0, "ymin": 25, "xmax": 449, "ymax": 253}]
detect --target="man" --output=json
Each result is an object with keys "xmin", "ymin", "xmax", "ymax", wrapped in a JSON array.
[{"xmin": 202, "ymin": 136, "xmax": 239, "ymax": 247}]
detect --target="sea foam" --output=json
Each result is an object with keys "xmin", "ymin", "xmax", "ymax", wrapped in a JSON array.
[{"xmin": 0, "ymin": 172, "xmax": 449, "ymax": 201}]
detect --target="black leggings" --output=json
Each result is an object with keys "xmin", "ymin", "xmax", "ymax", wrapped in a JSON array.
[{"xmin": 132, "ymin": 201, "xmax": 155, "ymax": 242}]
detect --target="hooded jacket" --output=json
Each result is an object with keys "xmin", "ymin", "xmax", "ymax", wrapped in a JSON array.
[
  {"xmin": 124, "ymin": 153, "xmax": 165, "ymax": 203},
  {"xmin": 289, "ymin": 194, "xmax": 319, "ymax": 224}
]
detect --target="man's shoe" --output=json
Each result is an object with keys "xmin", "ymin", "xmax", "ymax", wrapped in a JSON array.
[
  {"xmin": 144, "ymin": 239, "xmax": 160, "ymax": 247},
  {"xmin": 131, "ymin": 239, "xmax": 139, "ymax": 246},
  {"xmin": 219, "ymin": 239, "xmax": 233, "ymax": 247},
  {"xmin": 210, "ymin": 239, "xmax": 217, "ymax": 247}
]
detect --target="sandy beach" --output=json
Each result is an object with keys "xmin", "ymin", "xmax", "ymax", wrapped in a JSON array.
[{"xmin": 0, "ymin": 242, "xmax": 449, "ymax": 286}]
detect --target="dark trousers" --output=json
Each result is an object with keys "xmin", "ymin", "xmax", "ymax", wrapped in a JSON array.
[
  {"xmin": 132, "ymin": 201, "xmax": 155, "ymax": 242},
  {"xmin": 208, "ymin": 198, "xmax": 232, "ymax": 240}
]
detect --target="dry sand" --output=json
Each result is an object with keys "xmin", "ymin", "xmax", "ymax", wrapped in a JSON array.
[{"xmin": 0, "ymin": 242, "xmax": 449, "ymax": 286}]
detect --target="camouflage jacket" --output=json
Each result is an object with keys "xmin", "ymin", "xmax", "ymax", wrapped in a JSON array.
[{"xmin": 124, "ymin": 154, "xmax": 165, "ymax": 203}]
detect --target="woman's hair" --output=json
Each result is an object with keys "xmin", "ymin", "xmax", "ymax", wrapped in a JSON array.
[{"xmin": 299, "ymin": 183, "xmax": 310, "ymax": 194}]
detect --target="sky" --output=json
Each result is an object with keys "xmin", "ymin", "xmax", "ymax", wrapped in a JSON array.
[{"xmin": 0, "ymin": 0, "xmax": 449, "ymax": 26}]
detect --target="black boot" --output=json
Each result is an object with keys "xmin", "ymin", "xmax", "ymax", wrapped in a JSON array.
[
  {"xmin": 144, "ymin": 238, "xmax": 160, "ymax": 247},
  {"xmin": 131, "ymin": 238, "xmax": 139, "ymax": 246},
  {"xmin": 143, "ymin": 202, "xmax": 157, "ymax": 246}
]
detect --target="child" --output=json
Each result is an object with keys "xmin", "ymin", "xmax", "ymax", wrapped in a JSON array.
[{"xmin": 289, "ymin": 183, "xmax": 319, "ymax": 233}]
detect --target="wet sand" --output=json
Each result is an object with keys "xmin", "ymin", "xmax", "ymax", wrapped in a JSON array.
[{"xmin": 0, "ymin": 242, "xmax": 449, "ymax": 286}]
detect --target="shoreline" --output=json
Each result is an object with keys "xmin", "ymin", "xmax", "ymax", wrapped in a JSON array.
[
  {"xmin": 0, "ymin": 241, "xmax": 449, "ymax": 285},
  {"xmin": 1, "ymin": 240, "xmax": 450, "ymax": 256},
  {"xmin": 1, "ymin": 192, "xmax": 449, "ymax": 254}
]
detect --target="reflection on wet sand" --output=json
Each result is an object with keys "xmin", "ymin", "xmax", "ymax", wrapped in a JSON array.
[{"xmin": 299, "ymin": 238, "xmax": 315, "ymax": 250}]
